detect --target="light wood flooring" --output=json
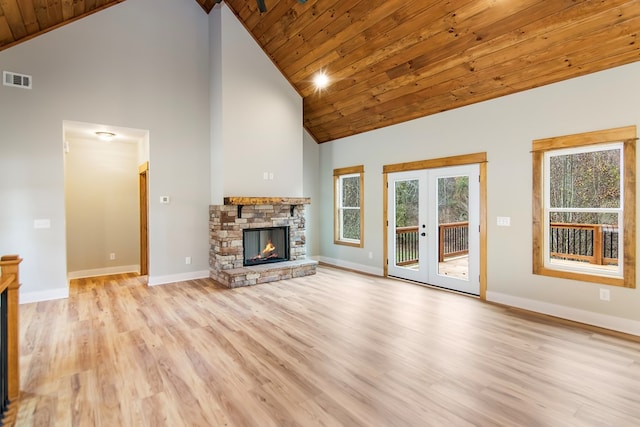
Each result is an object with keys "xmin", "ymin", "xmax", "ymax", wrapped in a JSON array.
[{"xmin": 14, "ymin": 266, "xmax": 640, "ymax": 426}]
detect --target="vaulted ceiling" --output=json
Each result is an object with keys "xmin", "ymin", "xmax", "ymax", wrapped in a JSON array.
[{"xmin": 1, "ymin": 1, "xmax": 639, "ymax": 143}]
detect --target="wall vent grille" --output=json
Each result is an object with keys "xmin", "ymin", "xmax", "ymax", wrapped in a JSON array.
[{"xmin": 3, "ymin": 71, "xmax": 32, "ymax": 89}]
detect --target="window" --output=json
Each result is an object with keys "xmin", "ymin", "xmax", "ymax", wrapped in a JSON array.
[
  {"xmin": 532, "ymin": 126, "xmax": 636, "ymax": 288},
  {"xmin": 334, "ymin": 165, "xmax": 364, "ymax": 247}
]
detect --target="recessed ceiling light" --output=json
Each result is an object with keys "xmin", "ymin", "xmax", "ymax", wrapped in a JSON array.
[
  {"xmin": 95, "ymin": 131, "xmax": 116, "ymax": 141},
  {"xmin": 313, "ymin": 72, "xmax": 329, "ymax": 89}
]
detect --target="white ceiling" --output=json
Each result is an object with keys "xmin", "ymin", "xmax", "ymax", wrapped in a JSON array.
[{"xmin": 63, "ymin": 120, "xmax": 148, "ymax": 144}]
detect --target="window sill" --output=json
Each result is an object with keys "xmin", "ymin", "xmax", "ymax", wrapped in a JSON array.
[
  {"xmin": 534, "ymin": 266, "xmax": 631, "ymax": 288},
  {"xmin": 334, "ymin": 240, "xmax": 363, "ymax": 248}
]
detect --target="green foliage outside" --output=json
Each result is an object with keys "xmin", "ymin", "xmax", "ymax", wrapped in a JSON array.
[
  {"xmin": 438, "ymin": 176, "xmax": 468, "ymax": 224},
  {"xmin": 341, "ymin": 175, "xmax": 361, "ymax": 240},
  {"xmin": 395, "ymin": 180, "xmax": 419, "ymax": 227},
  {"xmin": 394, "ymin": 176, "xmax": 469, "ymax": 227}
]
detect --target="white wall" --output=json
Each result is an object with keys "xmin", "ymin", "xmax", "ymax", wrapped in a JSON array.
[
  {"xmin": 303, "ymin": 130, "xmax": 320, "ymax": 257},
  {"xmin": 318, "ymin": 62, "xmax": 640, "ymax": 334},
  {"xmin": 209, "ymin": 4, "xmax": 303, "ymax": 203},
  {"xmin": 65, "ymin": 138, "xmax": 139, "ymax": 276},
  {"xmin": 0, "ymin": 0, "xmax": 211, "ymax": 300}
]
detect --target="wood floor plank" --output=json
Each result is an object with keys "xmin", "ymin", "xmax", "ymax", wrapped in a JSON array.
[{"xmin": 13, "ymin": 266, "xmax": 640, "ymax": 426}]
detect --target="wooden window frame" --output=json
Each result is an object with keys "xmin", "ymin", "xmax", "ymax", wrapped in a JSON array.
[
  {"xmin": 334, "ymin": 165, "xmax": 364, "ymax": 247},
  {"xmin": 532, "ymin": 126, "xmax": 636, "ymax": 288}
]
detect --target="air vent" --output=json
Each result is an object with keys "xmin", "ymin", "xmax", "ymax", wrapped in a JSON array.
[{"xmin": 3, "ymin": 71, "xmax": 32, "ymax": 89}]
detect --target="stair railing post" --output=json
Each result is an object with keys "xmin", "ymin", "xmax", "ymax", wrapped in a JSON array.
[{"xmin": 0, "ymin": 255, "xmax": 22, "ymax": 401}]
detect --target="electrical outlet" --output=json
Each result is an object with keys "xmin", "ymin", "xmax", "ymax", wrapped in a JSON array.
[
  {"xmin": 263, "ymin": 172, "xmax": 269, "ymax": 180},
  {"xmin": 109, "ymin": 253, "xmax": 116, "ymax": 260},
  {"xmin": 599, "ymin": 288, "xmax": 610, "ymax": 301},
  {"xmin": 368, "ymin": 252, "xmax": 373, "ymax": 259},
  {"xmin": 185, "ymin": 256, "xmax": 192, "ymax": 265}
]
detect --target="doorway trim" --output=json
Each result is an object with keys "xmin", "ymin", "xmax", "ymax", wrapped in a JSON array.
[
  {"xmin": 383, "ymin": 152, "xmax": 487, "ymax": 300},
  {"xmin": 139, "ymin": 161, "xmax": 149, "ymax": 276}
]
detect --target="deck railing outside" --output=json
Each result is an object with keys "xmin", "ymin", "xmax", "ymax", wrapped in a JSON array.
[
  {"xmin": 438, "ymin": 222, "xmax": 469, "ymax": 262},
  {"xmin": 395, "ymin": 222, "xmax": 469, "ymax": 265},
  {"xmin": 395, "ymin": 226, "xmax": 420, "ymax": 266},
  {"xmin": 395, "ymin": 222, "xmax": 618, "ymax": 266},
  {"xmin": 0, "ymin": 255, "xmax": 21, "ymax": 425},
  {"xmin": 549, "ymin": 223, "xmax": 618, "ymax": 265}
]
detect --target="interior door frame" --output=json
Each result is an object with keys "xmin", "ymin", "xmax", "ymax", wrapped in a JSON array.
[
  {"xmin": 138, "ymin": 161, "xmax": 149, "ymax": 276},
  {"xmin": 383, "ymin": 152, "xmax": 487, "ymax": 300}
]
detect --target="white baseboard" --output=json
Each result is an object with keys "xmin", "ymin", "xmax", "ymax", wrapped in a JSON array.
[
  {"xmin": 68, "ymin": 265, "xmax": 140, "ymax": 279},
  {"xmin": 20, "ymin": 287, "xmax": 69, "ymax": 304},
  {"xmin": 314, "ymin": 256, "xmax": 383, "ymax": 276},
  {"xmin": 486, "ymin": 291, "xmax": 640, "ymax": 337},
  {"xmin": 148, "ymin": 270, "xmax": 210, "ymax": 286}
]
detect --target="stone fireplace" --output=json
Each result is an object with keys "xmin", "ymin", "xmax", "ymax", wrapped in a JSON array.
[{"xmin": 209, "ymin": 197, "xmax": 317, "ymax": 288}]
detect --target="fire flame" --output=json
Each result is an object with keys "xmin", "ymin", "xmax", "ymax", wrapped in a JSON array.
[{"xmin": 262, "ymin": 241, "xmax": 276, "ymax": 254}]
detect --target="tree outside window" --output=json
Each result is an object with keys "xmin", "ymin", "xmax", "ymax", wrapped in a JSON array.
[{"xmin": 334, "ymin": 166, "xmax": 364, "ymax": 247}]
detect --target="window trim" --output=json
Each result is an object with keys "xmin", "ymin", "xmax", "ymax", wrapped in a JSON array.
[
  {"xmin": 334, "ymin": 165, "xmax": 364, "ymax": 247},
  {"xmin": 532, "ymin": 126, "xmax": 636, "ymax": 288}
]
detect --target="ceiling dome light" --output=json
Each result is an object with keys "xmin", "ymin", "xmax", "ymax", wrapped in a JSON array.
[
  {"xmin": 95, "ymin": 131, "xmax": 116, "ymax": 141},
  {"xmin": 313, "ymin": 72, "xmax": 329, "ymax": 89}
]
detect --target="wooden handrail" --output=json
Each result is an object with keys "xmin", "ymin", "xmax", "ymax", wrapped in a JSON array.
[
  {"xmin": 0, "ymin": 254, "xmax": 22, "ymax": 410},
  {"xmin": 0, "ymin": 273, "xmax": 11, "ymax": 294},
  {"xmin": 549, "ymin": 223, "xmax": 616, "ymax": 265},
  {"xmin": 395, "ymin": 226, "xmax": 418, "ymax": 234}
]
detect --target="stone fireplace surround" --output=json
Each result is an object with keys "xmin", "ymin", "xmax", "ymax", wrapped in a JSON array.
[{"xmin": 209, "ymin": 197, "xmax": 317, "ymax": 288}]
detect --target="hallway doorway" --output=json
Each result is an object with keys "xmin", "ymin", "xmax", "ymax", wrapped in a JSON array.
[{"xmin": 63, "ymin": 121, "xmax": 150, "ymax": 280}]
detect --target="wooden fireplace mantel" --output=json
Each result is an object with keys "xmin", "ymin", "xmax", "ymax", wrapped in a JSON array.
[{"xmin": 223, "ymin": 197, "xmax": 311, "ymax": 205}]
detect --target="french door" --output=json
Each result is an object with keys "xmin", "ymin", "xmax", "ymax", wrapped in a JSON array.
[{"xmin": 387, "ymin": 165, "xmax": 480, "ymax": 295}]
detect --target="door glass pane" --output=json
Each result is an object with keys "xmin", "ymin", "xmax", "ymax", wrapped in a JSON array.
[
  {"xmin": 437, "ymin": 176, "xmax": 469, "ymax": 280},
  {"xmin": 394, "ymin": 179, "xmax": 420, "ymax": 270}
]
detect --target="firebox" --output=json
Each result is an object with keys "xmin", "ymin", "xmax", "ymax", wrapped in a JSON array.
[{"xmin": 243, "ymin": 226, "xmax": 290, "ymax": 266}]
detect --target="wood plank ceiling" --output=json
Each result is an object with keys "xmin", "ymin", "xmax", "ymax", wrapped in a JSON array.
[
  {"xmin": 0, "ymin": 1, "xmax": 125, "ymax": 52},
  {"xmin": 1, "ymin": 1, "xmax": 639, "ymax": 143},
  {"xmin": 206, "ymin": 0, "xmax": 640, "ymax": 143}
]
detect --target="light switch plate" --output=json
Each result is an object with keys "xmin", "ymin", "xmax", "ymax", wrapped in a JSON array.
[
  {"xmin": 34, "ymin": 219, "xmax": 51, "ymax": 229},
  {"xmin": 497, "ymin": 216, "xmax": 511, "ymax": 226}
]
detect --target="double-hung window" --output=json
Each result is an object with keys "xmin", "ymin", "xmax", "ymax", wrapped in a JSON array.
[
  {"xmin": 532, "ymin": 126, "xmax": 636, "ymax": 288},
  {"xmin": 334, "ymin": 165, "xmax": 364, "ymax": 247}
]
